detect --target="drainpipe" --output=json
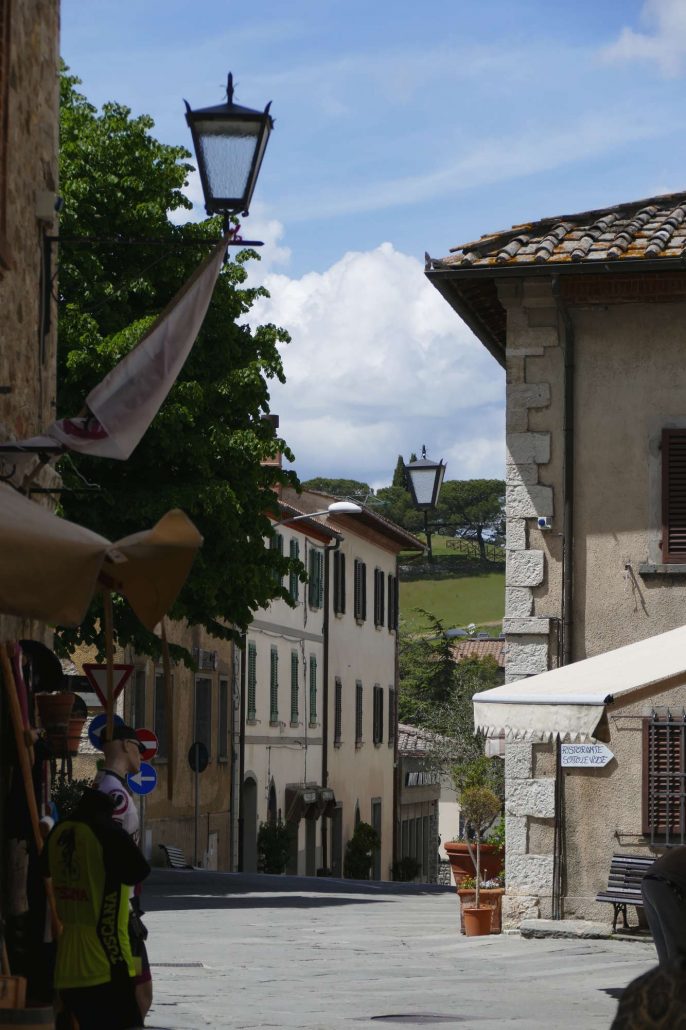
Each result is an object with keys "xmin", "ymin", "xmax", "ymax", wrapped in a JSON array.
[
  {"xmin": 321, "ymin": 534, "xmax": 342, "ymax": 873},
  {"xmin": 237, "ymin": 632, "xmax": 247, "ymax": 872},
  {"xmin": 551, "ymin": 275, "xmax": 575, "ymax": 921}
]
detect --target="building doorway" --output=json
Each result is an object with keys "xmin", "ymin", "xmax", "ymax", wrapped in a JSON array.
[{"xmin": 242, "ymin": 775, "xmax": 258, "ymax": 873}]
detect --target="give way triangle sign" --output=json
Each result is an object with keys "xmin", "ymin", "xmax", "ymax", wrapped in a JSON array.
[{"xmin": 83, "ymin": 663, "xmax": 134, "ymax": 708}]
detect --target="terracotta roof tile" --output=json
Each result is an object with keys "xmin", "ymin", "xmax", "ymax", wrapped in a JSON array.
[
  {"xmin": 450, "ymin": 639, "xmax": 505, "ymax": 667},
  {"xmin": 431, "ymin": 191, "xmax": 686, "ymax": 270}
]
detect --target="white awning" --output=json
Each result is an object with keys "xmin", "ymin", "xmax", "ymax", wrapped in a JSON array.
[{"xmin": 473, "ymin": 624, "xmax": 686, "ymax": 742}]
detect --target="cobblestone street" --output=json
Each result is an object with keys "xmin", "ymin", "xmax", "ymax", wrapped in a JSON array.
[{"xmin": 142, "ymin": 871, "xmax": 655, "ymax": 1029}]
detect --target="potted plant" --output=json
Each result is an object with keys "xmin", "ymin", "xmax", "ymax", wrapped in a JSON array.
[
  {"xmin": 257, "ymin": 819, "xmax": 292, "ymax": 874},
  {"xmin": 343, "ymin": 821, "xmax": 380, "ymax": 880},
  {"xmin": 458, "ymin": 784, "xmax": 502, "ymax": 936},
  {"xmin": 445, "ymin": 757, "xmax": 504, "ymax": 888},
  {"xmin": 457, "ymin": 871, "xmax": 505, "ymax": 934}
]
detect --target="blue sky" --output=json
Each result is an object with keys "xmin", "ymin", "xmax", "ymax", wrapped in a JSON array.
[{"xmin": 61, "ymin": 0, "xmax": 686, "ymax": 487}]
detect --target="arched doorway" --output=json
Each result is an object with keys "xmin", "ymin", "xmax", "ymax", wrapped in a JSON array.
[{"xmin": 242, "ymin": 775, "xmax": 258, "ymax": 873}]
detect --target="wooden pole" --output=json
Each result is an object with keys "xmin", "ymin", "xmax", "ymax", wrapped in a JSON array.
[
  {"xmin": 103, "ymin": 591, "xmax": 115, "ymax": 742},
  {"xmin": 0, "ymin": 643, "xmax": 60, "ymax": 936}
]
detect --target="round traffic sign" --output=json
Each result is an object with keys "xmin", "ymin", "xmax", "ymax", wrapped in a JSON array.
[
  {"xmin": 127, "ymin": 761, "xmax": 157, "ymax": 796},
  {"xmin": 88, "ymin": 712, "xmax": 124, "ymax": 750},
  {"xmin": 135, "ymin": 727, "xmax": 159, "ymax": 762},
  {"xmin": 188, "ymin": 741, "xmax": 209, "ymax": 773}
]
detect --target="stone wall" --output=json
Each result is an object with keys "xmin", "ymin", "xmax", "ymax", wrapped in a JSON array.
[{"xmin": 498, "ymin": 279, "xmax": 562, "ymax": 926}]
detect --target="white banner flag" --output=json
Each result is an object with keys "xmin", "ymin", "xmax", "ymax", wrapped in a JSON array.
[{"xmin": 47, "ymin": 234, "xmax": 228, "ymax": 460}]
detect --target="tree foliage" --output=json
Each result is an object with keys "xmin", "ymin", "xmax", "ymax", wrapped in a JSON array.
[
  {"xmin": 436, "ymin": 479, "xmax": 505, "ymax": 558},
  {"xmin": 54, "ymin": 69, "xmax": 298, "ymax": 663},
  {"xmin": 398, "ymin": 611, "xmax": 502, "ymax": 773},
  {"xmin": 300, "ymin": 477, "xmax": 372, "ymax": 500}
]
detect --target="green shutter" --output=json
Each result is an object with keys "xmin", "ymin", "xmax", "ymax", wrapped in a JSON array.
[
  {"xmin": 247, "ymin": 642, "xmax": 257, "ymax": 720},
  {"xmin": 290, "ymin": 650, "xmax": 299, "ymax": 722},
  {"xmin": 289, "ymin": 538, "xmax": 300, "ymax": 602},
  {"xmin": 309, "ymin": 655, "xmax": 317, "ymax": 722},
  {"xmin": 270, "ymin": 646, "xmax": 278, "ymax": 722}
]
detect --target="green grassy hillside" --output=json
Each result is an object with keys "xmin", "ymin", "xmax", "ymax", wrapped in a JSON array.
[{"xmin": 398, "ymin": 538, "xmax": 505, "ymax": 634}]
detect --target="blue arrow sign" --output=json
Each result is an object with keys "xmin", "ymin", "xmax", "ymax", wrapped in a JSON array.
[
  {"xmin": 88, "ymin": 712, "xmax": 124, "ymax": 750},
  {"xmin": 127, "ymin": 761, "xmax": 157, "ymax": 796}
]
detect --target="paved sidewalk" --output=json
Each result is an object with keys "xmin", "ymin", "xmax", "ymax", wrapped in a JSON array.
[{"xmin": 142, "ymin": 871, "xmax": 655, "ymax": 1030}]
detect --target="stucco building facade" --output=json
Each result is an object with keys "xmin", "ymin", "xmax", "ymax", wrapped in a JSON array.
[{"xmin": 427, "ymin": 191, "xmax": 686, "ymax": 923}]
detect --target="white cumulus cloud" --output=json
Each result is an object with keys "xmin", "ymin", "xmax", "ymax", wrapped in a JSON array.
[
  {"xmin": 601, "ymin": 0, "xmax": 686, "ymax": 76},
  {"xmin": 247, "ymin": 242, "xmax": 504, "ymax": 486}
]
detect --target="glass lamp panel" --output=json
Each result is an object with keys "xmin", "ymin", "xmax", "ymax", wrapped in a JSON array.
[
  {"xmin": 195, "ymin": 117, "xmax": 263, "ymax": 202},
  {"xmin": 408, "ymin": 467, "xmax": 439, "ymax": 507}
]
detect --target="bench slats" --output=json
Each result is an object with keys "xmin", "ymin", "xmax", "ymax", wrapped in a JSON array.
[
  {"xmin": 595, "ymin": 853, "xmax": 654, "ymax": 931},
  {"xmin": 158, "ymin": 843, "xmax": 192, "ymax": 869}
]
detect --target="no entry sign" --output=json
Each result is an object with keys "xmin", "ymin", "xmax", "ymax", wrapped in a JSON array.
[{"xmin": 135, "ymin": 727, "xmax": 159, "ymax": 762}]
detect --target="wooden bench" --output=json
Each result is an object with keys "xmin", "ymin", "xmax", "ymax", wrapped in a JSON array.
[
  {"xmin": 595, "ymin": 853, "xmax": 655, "ymax": 931},
  {"xmin": 158, "ymin": 843, "xmax": 192, "ymax": 870}
]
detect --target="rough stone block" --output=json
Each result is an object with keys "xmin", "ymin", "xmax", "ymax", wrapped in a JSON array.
[
  {"xmin": 506, "ymin": 484, "xmax": 554, "ymax": 518},
  {"xmin": 506, "ymin": 549, "xmax": 545, "ymax": 587},
  {"xmin": 505, "ymin": 815, "xmax": 527, "ymax": 855},
  {"xmin": 506, "ymin": 852, "xmax": 555, "ymax": 892},
  {"xmin": 506, "ymin": 405, "xmax": 529, "ymax": 433},
  {"xmin": 522, "ymin": 280, "xmax": 556, "ymax": 309},
  {"xmin": 506, "ymin": 461, "xmax": 538, "ymax": 486},
  {"xmin": 505, "ymin": 587, "xmax": 533, "ymax": 617},
  {"xmin": 520, "ymin": 919, "xmax": 611, "ymax": 940},
  {"xmin": 505, "ymin": 739, "xmax": 533, "ymax": 780},
  {"xmin": 506, "ymin": 432, "xmax": 551, "ymax": 465},
  {"xmin": 502, "ymin": 893, "xmax": 540, "ymax": 928},
  {"xmin": 506, "ymin": 637, "xmax": 549, "ymax": 675},
  {"xmin": 509, "ymin": 383, "xmax": 551, "ymax": 412},
  {"xmin": 506, "ymin": 519, "xmax": 526, "ymax": 551},
  {"xmin": 503, "ymin": 617, "xmax": 551, "ymax": 635},
  {"xmin": 506, "ymin": 778, "xmax": 556, "ymax": 819}
]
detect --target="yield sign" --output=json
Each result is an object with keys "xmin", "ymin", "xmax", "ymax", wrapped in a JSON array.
[
  {"xmin": 135, "ymin": 728, "xmax": 159, "ymax": 762},
  {"xmin": 83, "ymin": 663, "xmax": 134, "ymax": 708}
]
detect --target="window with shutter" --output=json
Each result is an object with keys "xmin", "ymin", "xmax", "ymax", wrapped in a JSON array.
[
  {"xmin": 388, "ymin": 687, "xmax": 396, "ymax": 747},
  {"xmin": 374, "ymin": 569, "xmax": 385, "ymax": 627},
  {"xmin": 387, "ymin": 575, "xmax": 398, "ymax": 631},
  {"xmin": 333, "ymin": 551, "xmax": 346, "ymax": 614},
  {"xmin": 154, "ymin": 671, "xmax": 170, "ymax": 758},
  {"xmin": 290, "ymin": 650, "xmax": 299, "ymax": 723},
  {"xmin": 354, "ymin": 560, "xmax": 367, "ymax": 622},
  {"xmin": 662, "ymin": 429, "xmax": 686, "ymax": 563},
  {"xmin": 334, "ymin": 677, "xmax": 342, "ymax": 744},
  {"xmin": 289, "ymin": 538, "xmax": 300, "ymax": 602},
  {"xmin": 0, "ymin": 0, "xmax": 11, "ymax": 270},
  {"xmin": 247, "ymin": 642, "xmax": 257, "ymax": 720},
  {"xmin": 308, "ymin": 547, "xmax": 324, "ymax": 609},
  {"xmin": 373, "ymin": 684, "xmax": 383, "ymax": 744},
  {"xmin": 309, "ymin": 655, "xmax": 318, "ymax": 724},
  {"xmin": 643, "ymin": 714, "xmax": 686, "ymax": 844},
  {"xmin": 195, "ymin": 677, "xmax": 212, "ymax": 758},
  {"xmin": 218, "ymin": 678, "xmax": 229, "ymax": 759},
  {"xmin": 355, "ymin": 681, "xmax": 363, "ymax": 745},
  {"xmin": 270, "ymin": 647, "xmax": 279, "ymax": 723},
  {"xmin": 270, "ymin": 532, "xmax": 284, "ymax": 588}
]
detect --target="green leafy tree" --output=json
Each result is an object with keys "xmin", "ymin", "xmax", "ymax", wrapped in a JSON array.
[
  {"xmin": 54, "ymin": 69, "xmax": 298, "ymax": 663},
  {"xmin": 436, "ymin": 480, "xmax": 505, "ymax": 558},
  {"xmin": 301, "ymin": 477, "xmax": 372, "ymax": 500},
  {"xmin": 375, "ymin": 484, "xmax": 423, "ymax": 533}
]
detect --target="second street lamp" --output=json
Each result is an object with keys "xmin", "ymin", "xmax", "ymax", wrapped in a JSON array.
[
  {"xmin": 185, "ymin": 72, "xmax": 274, "ymax": 229},
  {"xmin": 404, "ymin": 446, "xmax": 446, "ymax": 561}
]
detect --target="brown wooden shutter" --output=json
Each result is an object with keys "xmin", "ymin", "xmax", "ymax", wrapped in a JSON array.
[
  {"xmin": 643, "ymin": 715, "xmax": 685, "ymax": 842},
  {"xmin": 662, "ymin": 429, "xmax": 686, "ymax": 562}
]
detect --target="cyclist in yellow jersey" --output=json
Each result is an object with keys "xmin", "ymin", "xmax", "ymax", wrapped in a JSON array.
[{"xmin": 42, "ymin": 788, "xmax": 150, "ymax": 1029}]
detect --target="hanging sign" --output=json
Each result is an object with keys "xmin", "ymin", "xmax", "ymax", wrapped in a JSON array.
[
  {"xmin": 561, "ymin": 743, "xmax": 614, "ymax": 768},
  {"xmin": 135, "ymin": 728, "xmax": 159, "ymax": 762},
  {"xmin": 127, "ymin": 761, "xmax": 157, "ymax": 796},
  {"xmin": 88, "ymin": 712, "xmax": 124, "ymax": 750},
  {"xmin": 83, "ymin": 663, "xmax": 134, "ymax": 708}
]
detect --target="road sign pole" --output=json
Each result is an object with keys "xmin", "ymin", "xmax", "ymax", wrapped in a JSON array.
[{"xmin": 194, "ymin": 743, "xmax": 200, "ymax": 866}]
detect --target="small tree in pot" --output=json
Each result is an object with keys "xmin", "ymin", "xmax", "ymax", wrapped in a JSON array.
[{"xmin": 460, "ymin": 785, "xmax": 501, "ymax": 909}]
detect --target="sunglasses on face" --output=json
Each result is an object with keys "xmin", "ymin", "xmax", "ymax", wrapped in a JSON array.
[{"xmin": 124, "ymin": 738, "xmax": 145, "ymax": 754}]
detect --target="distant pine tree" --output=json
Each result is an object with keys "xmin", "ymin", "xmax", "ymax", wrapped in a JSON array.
[{"xmin": 392, "ymin": 454, "xmax": 406, "ymax": 488}]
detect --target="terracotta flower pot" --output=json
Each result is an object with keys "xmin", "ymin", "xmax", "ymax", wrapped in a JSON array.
[
  {"xmin": 463, "ymin": 906, "xmax": 493, "ymax": 937},
  {"xmin": 457, "ymin": 887, "xmax": 505, "ymax": 934},
  {"xmin": 66, "ymin": 715, "xmax": 86, "ymax": 756},
  {"xmin": 444, "ymin": 841, "xmax": 503, "ymax": 888},
  {"xmin": 35, "ymin": 692, "xmax": 75, "ymax": 757}
]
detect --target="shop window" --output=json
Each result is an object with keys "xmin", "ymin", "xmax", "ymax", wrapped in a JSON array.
[{"xmin": 643, "ymin": 713, "xmax": 686, "ymax": 844}]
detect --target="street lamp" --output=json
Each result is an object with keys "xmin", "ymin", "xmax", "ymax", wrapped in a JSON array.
[
  {"xmin": 185, "ymin": 73, "xmax": 274, "ymax": 226},
  {"xmin": 273, "ymin": 501, "xmax": 362, "ymax": 527},
  {"xmin": 404, "ymin": 446, "xmax": 446, "ymax": 560}
]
